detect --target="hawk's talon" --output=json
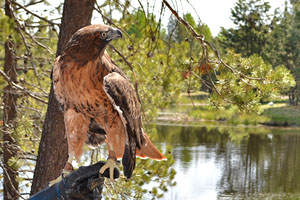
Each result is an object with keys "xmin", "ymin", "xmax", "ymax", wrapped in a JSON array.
[{"xmin": 99, "ymin": 158, "xmax": 120, "ymax": 181}]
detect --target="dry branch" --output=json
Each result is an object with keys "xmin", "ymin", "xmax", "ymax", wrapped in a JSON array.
[
  {"xmin": 11, "ymin": 0, "xmax": 59, "ymax": 27},
  {"xmin": 0, "ymin": 69, "xmax": 47, "ymax": 104}
]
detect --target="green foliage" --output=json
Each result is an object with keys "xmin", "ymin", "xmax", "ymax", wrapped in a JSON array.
[
  {"xmin": 0, "ymin": 11, "xmax": 14, "ymax": 41},
  {"xmin": 103, "ymin": 151, "xmax": 176, "ymax": 199},
  {"xmin": 127, "ymin": 9, "xmax": 147, "ymax": 38},
  {"xmin": 167, "ymin": 13, "xmax": 214, "ymax": 43},
  {"xmin": 189, "ymin": 104, "xmax": 267, "ymax": 125},
  {"xmin": 0, "ymin": 0, "xmax": 56, "ymax": 196},
  {"xmin": 262, "ymin": 105, "xmax": 300, "ymax": 126},
  {"xmin": 108, "ymin": 9, "xmax": 185, "ymax": 119},
  {"xmin": 197, "ymin": 23, "xmax": 213, "ymax": 43},
  {"xmin": 217, "ymin": 0, "xmax": 274, "ymax": 58},
  {"xmin": 210, "ymin": 51, "xmax": 295, "ymax": 112},
  {"xmin": 218, "ymin": 0, "xmax": 300, "ymax": 105},
  {"xmin": 264, "ymin": 2, "xmax": 300, "ymax": 105}
]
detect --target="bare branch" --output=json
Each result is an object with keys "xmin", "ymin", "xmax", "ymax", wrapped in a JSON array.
[
  {"xmin": 0, "ymin": 69, "xmax": 47, "ymax": 104},
  {"xmin": 11, "ymin": 0, "xmax": 59, "ymax": 26},
  {"xmin": 0, "ymin": 162, "xmax": 26, "ymax": 200},
  {"xmin": 162, "ymin": 0, "xmax": 204, "ymax": 40},
  {"xmin": 24, "ymin": 0, "xmax": 44, "ymax": 8},
  {"xmin": 94, "ymin": 2, "xmax": 133, "ymax": 43}
]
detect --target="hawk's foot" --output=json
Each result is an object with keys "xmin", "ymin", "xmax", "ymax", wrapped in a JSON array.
[{"xmin": 99, "ymin": 158, "xmax": 120, "ymax": 181}]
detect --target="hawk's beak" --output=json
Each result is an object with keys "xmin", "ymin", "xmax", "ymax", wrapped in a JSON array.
[{"xmin": 108, "ymin": 28, "xmax": 122, "ymax": 41}]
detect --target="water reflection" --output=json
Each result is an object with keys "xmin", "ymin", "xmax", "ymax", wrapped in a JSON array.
[{"xmin": 155, "ymin": 124, "xmax": 300, "ymax": 199}]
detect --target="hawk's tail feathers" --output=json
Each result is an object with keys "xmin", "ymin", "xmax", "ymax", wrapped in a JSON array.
[
  {"xmin": 136, "ymin": 134, "xmax": 167, "ymax": 160},
  {"xmin": 122, "ymin": 143, "xmax": 136, "ymax": 179}
]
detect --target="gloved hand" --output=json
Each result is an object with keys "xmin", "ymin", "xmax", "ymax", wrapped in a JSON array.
[{"xmin": 29, "ymin": 161, "xmax": 119, "ymax": 200}]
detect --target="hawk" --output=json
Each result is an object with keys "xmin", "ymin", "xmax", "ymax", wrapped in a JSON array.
[{"xmin": 52, "ymin": 24, "xmax": 166, "ymax": 181}]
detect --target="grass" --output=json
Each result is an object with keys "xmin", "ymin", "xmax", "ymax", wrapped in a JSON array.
[
  {"xmin": 188, "ymin": 105, "xmax": 268, "ymax": 126},
  {"xmin": 262, "ymin": 105, "xmax": 300, "ymax": 126},
  {"xmin": 178, "ymin": 91, "xmax": 209, "ymax": 105},
  {"xmin": 173, "ymin": 92, "xmax": 300, "ymax": 127}
]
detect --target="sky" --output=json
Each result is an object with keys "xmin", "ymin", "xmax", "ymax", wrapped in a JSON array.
[
  {"xmin": 160, "ymin": 0, "xmax": 288, "ymax": 36},
  {"xmin": 32, "ymin": 0, "xmax": 289, "ymax": 37}
]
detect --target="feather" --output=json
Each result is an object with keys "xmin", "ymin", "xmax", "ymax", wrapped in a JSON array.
[
  {"xmin": 136, "ymin": 134, "xmax": 166, "ymax": 160},
  {"xmin": 103, "ymin": 72, "xmax": 141, "ymax": 178},
  {"xmin": 53, "ymin": 24, "xmax": 165, "ymax": 179}
]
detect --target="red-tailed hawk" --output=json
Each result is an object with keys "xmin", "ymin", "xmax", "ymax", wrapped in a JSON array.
[{"xmin": 52, "ymin": 24, "xmax": 166, "ymax": 181}]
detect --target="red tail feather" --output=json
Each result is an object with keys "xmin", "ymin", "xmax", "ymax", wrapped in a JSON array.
[{"xmin": 136, "ymin": 134, "xmax": 166, "ymax": 160}]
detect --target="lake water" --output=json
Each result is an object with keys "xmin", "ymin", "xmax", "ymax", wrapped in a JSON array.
[
  {"xmin": 154, "ymin": 124, "xmax": 300, "ymax": 200},
  {"xmin": 13, "ymin": 122, "xmax": 300, "ymax": 199}
]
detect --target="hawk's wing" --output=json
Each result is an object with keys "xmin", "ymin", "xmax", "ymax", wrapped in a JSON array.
[{"xmin": 103, "ymin": 72, "xmax": 144, "ymax": 179}]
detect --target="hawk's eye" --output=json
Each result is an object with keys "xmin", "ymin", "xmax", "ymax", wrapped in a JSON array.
[{"xmin": 100, "ymin": 32, "xmax": 107, "ymax": 39}]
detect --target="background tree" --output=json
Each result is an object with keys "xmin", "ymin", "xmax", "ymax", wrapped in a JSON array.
[
  {"xmin": 2, "ymin": 1, "xmax": 19, "ymax": 198},
  {"xmin": 264, "ymin": 1, "xmax": 300, "ymax": 105},
  {"xmin": 167, "ymin": 13, "xmax": 213, "ymax": 43},
  {"xmin": 217, "ymin": 0, "xmax": 273, "ymax": 58},
  {"xmin": 1, "ymin": 0, "xmax": 56, "ymax": 198},
  {"xmin": 217, "ymin": 0, "xmax": 300, "ymax": 105}
]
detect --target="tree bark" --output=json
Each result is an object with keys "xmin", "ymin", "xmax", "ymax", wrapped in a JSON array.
[
  {"xmin": 289, "ymin": 86, "xmax": 299, "ymax": 106},
  {"xmin": 30, "ymin": 0, "xmax": 95, "ymax": 195},
  {"xmin": 3, "ymin": 40, "xmax": 19, "ymax": 200},
  {"xmin": 2, "ymin": 1, "xmax": 19, "ymax": 199}
]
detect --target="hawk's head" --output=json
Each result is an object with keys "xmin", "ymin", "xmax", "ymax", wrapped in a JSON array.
[
  {"xmin": 85, "ymin": 24, "xmax": 123, "ymax": 43},
  {"xmin": 62, "ymin": 24, "xmax": 122, "ymax": 61}
]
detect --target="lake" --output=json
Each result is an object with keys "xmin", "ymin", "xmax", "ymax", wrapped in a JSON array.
[
  {"xmin": 15, "ymin": 122, "xmax": 300, "ymax": 199},
  {"xmin": 154, "ymin": 123, "xmax": 300, "ymax": 200}
]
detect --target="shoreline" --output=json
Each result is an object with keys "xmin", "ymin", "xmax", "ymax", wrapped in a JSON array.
[{"xmin": 155, "ymin": 113, "xmax": 300, "ymax": 129}]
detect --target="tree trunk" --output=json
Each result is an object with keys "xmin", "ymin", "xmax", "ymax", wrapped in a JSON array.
[
  {"xmin": 30, "ymin": 0, "xmax": 95, "ymax": 195},
  {"xmin": 289, "ymin": 85, "xmax": 299, "ymax": 106},
  {"xmin": 2, "ymin": 1, "xmax": 19, "ymax": 199},
  {"xmin": 2, "ymin": 40, "xmax": 19, "ymax": 200}
]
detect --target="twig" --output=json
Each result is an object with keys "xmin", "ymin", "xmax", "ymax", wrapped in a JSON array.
[
  {"xmin": 94, "ymin": 2, "xmax": 133, "ymax": 43},
  {"xmin": 162, "ymin": 0, "xmax": 204, "ymax": 40},
  {"xmin": 8, "ymin": 0, "xmax": 54, "ymax": 54},
  {"xmin": 24, "ymin": 0, "xmax": 44, "ymax": 8},
  {"xmin": 0, "ymin": 162, "xmax": 26, "ymax": 200},
  {"xmin": 0, "ymin": 69, "xmax": 47, "ymax": 104},
  {"xmin": 11, "ymin": 0, "xmax": 59, "ymax": 26}
]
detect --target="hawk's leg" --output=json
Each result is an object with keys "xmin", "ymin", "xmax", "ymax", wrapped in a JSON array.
[
  {"xmin": 49, "ymin": 109, "xmax": 89, "ymax": 186},
  {"xmin": 99, "ymin": 150, "xmax": 120, "ymax": 181},
  {"xmin": 95, "ymin": 113, "xmax": 125, "ymax": 181},
  {"xmin": 64, "ymin": 155, "xmax": 75, "ymax": 172}
]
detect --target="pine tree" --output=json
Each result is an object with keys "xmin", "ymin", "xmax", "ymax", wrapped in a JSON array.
[{"xmin": 218, "ymin": 0, "xmax": 273, "ymax": 58}]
